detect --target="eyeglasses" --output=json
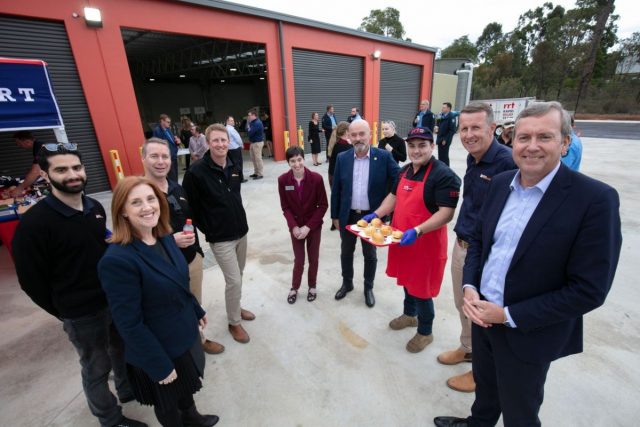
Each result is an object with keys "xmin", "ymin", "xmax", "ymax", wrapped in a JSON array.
[{"xmin": 42, "ymin": 143, "xmax": 78, "ymax": 152}]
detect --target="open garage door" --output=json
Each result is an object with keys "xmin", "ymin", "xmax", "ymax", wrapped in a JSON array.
[
  {"xmin": 379, "ymin": 60, "xmax": 422, "ymax": 139},
  {"xmin": 292, "ymin": 49, "xmax": 363, "ymax": 153},
  {"xmin": 0, "ymin": 15, "xmax": 110, "ymax": 194}
]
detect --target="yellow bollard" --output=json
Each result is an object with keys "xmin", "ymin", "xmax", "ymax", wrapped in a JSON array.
[
  {"xmin": 284, "ymin": 130, "xmax": 290, "ymax": 151},
  {"xmin": 297, "ymin": 125, "xmax": 304, "ymax": 150},
  {"xmin": 109, "ymin": 150, "xmax": 125, "ymax": 181},
  {"xmin": 372, "ymin": 121, "xmax": 378, "ymax": 147}
]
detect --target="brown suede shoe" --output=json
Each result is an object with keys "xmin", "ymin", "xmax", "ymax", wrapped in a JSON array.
[
  {"xmin": 447, "ymin": 370, "xmax": 476, "ymax": 393},
  {"xmin": 240, "ymin": 308, "xmax": 255, "ymax": 321},
  {"xmin": 406, "ymin": 333, "xmax": 434, "ymax": 353},
  {"xmin": 437, "ymin": 348, "xmax": 472, "ymax": 365},
  {"xmin": 388, "ymin": 314, "xmax": 418, "ymax": 330},
  {"xmin": 202, "ymin": 339, "xmax": 225, "ymax": 355},
  {"xmin": 228, "ymin": 324, "xmax": 250, "ymax": 343}
]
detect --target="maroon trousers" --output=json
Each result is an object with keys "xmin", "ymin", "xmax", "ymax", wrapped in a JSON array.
[{"xmin": 290, "ymin": 227, "xmax": 321, "ymax": 290}]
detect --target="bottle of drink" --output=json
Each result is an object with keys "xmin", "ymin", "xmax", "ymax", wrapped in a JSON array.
[{"xmin": 183, "ymin": 218, "xmax": 194, "ymax": 234}]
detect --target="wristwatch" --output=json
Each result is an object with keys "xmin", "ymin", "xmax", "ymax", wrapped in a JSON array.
[
  {"xmin": 414, "ymin": 227, "xmax": 423, "ymax": 237},
  {"xmin": 502, "ymin": 309, "xmax": 513, "ymax": 328}
]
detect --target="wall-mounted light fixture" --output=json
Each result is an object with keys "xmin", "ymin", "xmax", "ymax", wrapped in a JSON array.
[
  {"xmin": 179, "ymin": 74, "xmax": 186, "ymax": 78},
  {"xmin": 149, "ymin": 78, "xmax": 155, "ymax": 82},
  {"xmin": 230, "ymin": 68, "xmax": 237, "ymax": 72},
  {"xmin": 83, "ymin": 7, "xmax": 103, "ymax": 28},
  {"xmin": 372, "ymin": 50, "xmax": 381, "ymax": 60}
]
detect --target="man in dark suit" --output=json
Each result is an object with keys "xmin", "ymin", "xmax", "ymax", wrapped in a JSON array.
[
  {"xmin": 152, "ymin": 113, "xmax": 181, "ymax": 181},
  {"xmin": 436, "ymin": 102, "xmax": 457, "ymax": 166},
  {"xmin": 434, "ymin": 101, "xmax": 622, "ymax": 427},
  {"xmin": 413, "ymin": 99, "xmax": 435, "ymax": 132},
  {"xmin": 331, "ymin": 119, "xmax": 400, "ymax": 307}
]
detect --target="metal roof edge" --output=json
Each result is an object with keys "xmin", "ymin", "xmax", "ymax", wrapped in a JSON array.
[{"xmin": 176, "ymin": 0, "xmax": 438, "ymax": 53}]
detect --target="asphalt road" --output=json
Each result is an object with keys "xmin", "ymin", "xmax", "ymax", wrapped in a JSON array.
[{"xmin": 577, "ymin": 121, "xmax": 640, "ymax": 140}]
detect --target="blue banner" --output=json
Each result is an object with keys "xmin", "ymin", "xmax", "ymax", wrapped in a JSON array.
[{"xmin": 0, "ymin": 58, "xmax": 64, "ymax": 131}]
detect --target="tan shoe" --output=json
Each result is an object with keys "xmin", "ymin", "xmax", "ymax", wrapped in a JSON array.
[
  {"xmin": 437, "ymin": 348, "xmax": 472, "ymax": 365},
  {"xmin": 228, "ymin": 324, "xmax": 250, "ymax": 343},
  {"xmin": 406, "ymin": 333, "xmax": 434, "ymax": 353},
  {"xmin": 447, "ymin": 370, "xmax": 475, "ymax": 393},
  {"xmin": 240, "ymin": 308, "xmax": 255, "ymax": 321},
  {"xmin": 388, "ymin": 314, "xmax": 418, "ymax": 330},
  {"xmin": 202, "ymin": 339, "xmax": 225, "ymax": 355}
]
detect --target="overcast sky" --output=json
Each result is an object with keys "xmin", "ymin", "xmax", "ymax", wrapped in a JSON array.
[{"xmin": 232, "ymin": 0, "xmax": 637, "ymax": 51}]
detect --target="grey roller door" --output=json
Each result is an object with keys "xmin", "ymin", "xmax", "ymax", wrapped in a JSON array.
[
  {"xmin": 0, "ymin": 15, "xmax": 109, "ymax": 194},
  {"xmin": 379, "ymin": 61, "xmax": 422, "ymax": 139},
  {"xmin": 292, "ymin": 49, "xmax": 363, "ymax": 153}
]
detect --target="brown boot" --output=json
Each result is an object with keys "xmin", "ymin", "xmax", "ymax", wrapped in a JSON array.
[
  {"xmin": 406, "ymin": 333, "xmax": 434, "ymax": 353},
  {"xmin": 202, "ymin": 339, "xmax": 225, "ymax": 355},
  {"xmin": 388, "ymin": 314, "xmax": 418, "ymax": 330},
  {"xmin": 447, "ymin": 370, "xmax": 476, "ymax": 393},
  {"xmin": 228, "ymin": 324, "xmax": 250, "ymax": 343},
  {"xmin": 240, "ymin": 308, "xmax": 255, "ymax": 321},
  {"xmin": 437, "ymin": 348, "xmax": 472, "ymax": 365}
]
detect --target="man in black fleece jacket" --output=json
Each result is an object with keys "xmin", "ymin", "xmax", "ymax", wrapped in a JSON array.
[{"xmin": 12, "ymin": 144, "xmax": 146, "ymax": 427}]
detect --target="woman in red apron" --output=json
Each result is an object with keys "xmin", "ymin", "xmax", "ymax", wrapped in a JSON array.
[{"xmin": 363, "ymin": 127, "xmax": 461, "ymax": 353}]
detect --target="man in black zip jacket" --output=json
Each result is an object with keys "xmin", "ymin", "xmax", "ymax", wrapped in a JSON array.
[
  {"xmin": 182, "ymin": 124, "xmax": 256, "ymax": 345},
  {"xmin": 12, "ymin": 143, "xmax": 146, "ymax": 427}
]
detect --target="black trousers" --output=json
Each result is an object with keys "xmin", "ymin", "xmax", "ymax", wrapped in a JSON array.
[
  {"xmin": 339, "ymin": 210, "xmax": 377, "ymax": 289},
  {"xmin": 436, "ymin": 135, "xmax": 453, "ymax": 166},
  {"xmin": 469, "ymin": 324, "xmax": 550, "ymax": 427}
]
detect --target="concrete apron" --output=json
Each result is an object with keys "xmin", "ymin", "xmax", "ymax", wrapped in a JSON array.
[{"xmin": 0, "ymin": 136, "xmax": 638, "ymax": 426}]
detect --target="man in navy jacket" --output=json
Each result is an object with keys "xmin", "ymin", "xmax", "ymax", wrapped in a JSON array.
[
  {"xmin": 331, "ymin": 119, "xmax": 399, "ymax": 307},
  {"xmin": 436, "ymin": 102, "xmax": 457, "ymax": 166},
  {"xmin": 434, "ymin": 101, "xmax": 622, "ymax": 427}
]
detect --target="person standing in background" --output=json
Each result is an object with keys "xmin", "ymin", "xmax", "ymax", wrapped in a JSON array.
[
  {"xmin": 309, "ymin": 112, "xmax": 323, "ymax": 166},
  {"xmin": 246, "ymin": 108, "xmax": 265, "ymax": 180},
  {"xmin": 378, "ymin": 120, "xmax": 407, "ymax": 164},
  {"xmin": 436, "ymin": 102, "xmax": 457, "ymax": 166},
  {"xmin": 188, "ymin": 124, "xmax": 208, "ymax": 163},
  {"xmin": 322, "ymin": 104, "xmax": 337, "ymax": 158},
  {"xmin": 413, "ymin": 100, "xmax": 435, "ymax": 132},
  {"xmin": 561, "ymin": 116, "xmax": 583, "ymax": 171},
  {"xmin": 226, "ymin": 115, "xmax": 247, "ymax": 182},
  {"xmin": 10, "ymin": 130, "xmax": 44, "ymax": 197}
]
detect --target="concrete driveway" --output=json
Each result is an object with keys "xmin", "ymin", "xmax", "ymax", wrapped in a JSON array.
[{"xmin": 0, "ymin": 132, "xmax": 637, "ymax": 426}]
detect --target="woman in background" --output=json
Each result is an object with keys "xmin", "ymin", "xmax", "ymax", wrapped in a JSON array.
[
  {"xmin": 308, "ymin": 112, "xmax": 322, "ymax": 166},
  {"xmin": 327, "ymin": 121, "xmax": 351, "ymax": 231},
  {"xmin": 98, "ymin": 176, "xmax": 218, "ymax": 427},
  {"xmin": 378, "ymin": 120, "xmax": 407, "ymax": 164},
  {"xmin": 277, "ymin": 146, "xmax": 328, "ymax": 304}
]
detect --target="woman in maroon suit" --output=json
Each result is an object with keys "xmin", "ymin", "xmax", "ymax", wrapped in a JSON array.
[{"xmin": 278, "ymin": 146, "xmax": 328, "ymax": 304}]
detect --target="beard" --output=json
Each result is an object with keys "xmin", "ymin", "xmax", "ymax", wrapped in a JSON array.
[{"xmin": 49, "ymin": 176, "xmax": 87, "ymax": 194}]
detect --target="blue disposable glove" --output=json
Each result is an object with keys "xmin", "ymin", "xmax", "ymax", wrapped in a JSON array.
[
  {"xmin": 362, "ymin": 212, "xmax": 378, "ymax": 223},
  {"xmin": 399, "ymin": 228, "xmax": 417, "ymax": 246}
]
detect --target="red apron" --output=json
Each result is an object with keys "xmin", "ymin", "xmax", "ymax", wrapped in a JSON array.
[{"xmin": 386, "ymin": 162, "xmax": 448, "ymax": 299}]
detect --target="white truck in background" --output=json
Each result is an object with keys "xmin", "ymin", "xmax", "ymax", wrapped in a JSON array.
[{"xmin": 475, "ymin": 97, "xmax": 537, "ymax": 124}]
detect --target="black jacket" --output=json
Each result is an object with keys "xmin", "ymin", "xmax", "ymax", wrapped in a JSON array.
[
  {"xmin": 182, "ymin": 152, "xmax": 248, "ymax": 243},
  {"xmin": 414, "ymin": 109, "xmax": 435, "ymax": 131},
  {"xmin": 378, "ymin": 134, "xmax": 407, "ymax": 164},
  {"xmin": 12, "ymin": 195, "xmax": 109, "ymax": 319}
]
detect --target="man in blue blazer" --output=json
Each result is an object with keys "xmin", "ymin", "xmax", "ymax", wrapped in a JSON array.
[
  {"xmin": 434, "ymin": 102, "xmax": 622, "ymax": 427},
  {"xmin": 436, "ymin": 102, "xmax": 457, "ymax": 166},
  {"xmin": 331, "ymin": 119, "xmax": 400, "ymax": 307}
]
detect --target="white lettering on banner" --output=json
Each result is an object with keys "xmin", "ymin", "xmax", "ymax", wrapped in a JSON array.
[{"xmin": 0, "ymin": 87, "xmax": 36, "ymax": 102}]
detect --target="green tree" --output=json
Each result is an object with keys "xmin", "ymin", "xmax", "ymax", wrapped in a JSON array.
[
  {"xmin": 359, "ymin": 7, "xmax": 406, "ymax": 40},
  {"xmin": 476, "ymin": 22, "xmax": 504, "ymax": 63},
  {"xmin": 440, "ymin": 36, "xmax": 478, "ymax": 62}
]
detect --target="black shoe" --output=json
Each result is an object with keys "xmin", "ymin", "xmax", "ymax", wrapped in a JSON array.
[
  {"xmin": 364, "ymin": 288, "xmax": 375, "ymax": 307},
  {"xmin": 111, "ymin": 416, "xmax": 148, "ymax": 427},
  {"xmin": 330, "ymin": 223, "xmax": 336, "ymax": 231},
  {"xmin": 334, "ymin": 283, "xmax": 354, "ymax": 300},
  {"xmin": 433, "ymin": 416, "xmax": 468, "ymax": 427},
  {"xmin": 253, "ymin": 175, "xmax": 263, "ymax": 180},
  {"xmin": 250, "ymin": 174, "xmax": 258, "ymax": 178},
  {"xmin": 241, "ymin": 179, "xmax": 248, "ymax": 183},
  {"xmin": 182, "ymin": 404, "xmax": 219, "ymax": 427}
]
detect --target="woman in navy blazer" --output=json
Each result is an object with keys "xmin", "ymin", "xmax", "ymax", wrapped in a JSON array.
[
  {"xmin": 277, "ymin": 146, "xmax": 328, "ymax": 303},
  {"xmin": 98, "ymin": 176, "xmax": 218, "ymax": 427}
]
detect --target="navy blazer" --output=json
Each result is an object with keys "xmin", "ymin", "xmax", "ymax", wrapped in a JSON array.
[
  {"xmin": 330, "ymin": 146, "xmax": 400, "ymax": 229},
  {"xmin": 98, "ymin": 235, "xmax": 206, "ymax": 382},
  {"xmin": 463, "ymin": 164, "xmax": 622, "ymax": 364},
  {"xmin": 278, "ymin": 168, "xmax": 328, "ymax": 231}
]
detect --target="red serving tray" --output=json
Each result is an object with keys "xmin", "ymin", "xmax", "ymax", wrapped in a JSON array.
[{"xmin": 346, "ymin": 224, "xmax": 402, "ymax": 247}]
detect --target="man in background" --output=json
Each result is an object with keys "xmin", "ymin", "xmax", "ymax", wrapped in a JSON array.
[
  {"xmin": 436, "ymin": 102, "xmax": 457, "ymax": 166},
  {"xmin": 11, "ymin": 130, "xmax": 44, "ymax": 196},
  {"xmin": 152, "ymin": 113, "xmax": 181, "ymax": 181},
  {"xmin": 413, "ymin": 100, "xmax": 435, "ymax": 132}
]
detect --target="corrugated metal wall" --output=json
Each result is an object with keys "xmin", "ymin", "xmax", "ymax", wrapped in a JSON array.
[
  {"xmin": 379, "ymin": 60, "xmax": 421, "ymax": 139},
  {"xmin": 292, "ymin": 49, "xmax": 363, "ymax": 153},
  {"xmin": 0, "ymin": 15, "xmax": 109, "ymax": 194}
]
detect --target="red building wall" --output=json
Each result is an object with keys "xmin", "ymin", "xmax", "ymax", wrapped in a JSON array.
[{"xmin": 1, "ymin": 0, "xmax": 433, "ymax": 188}]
